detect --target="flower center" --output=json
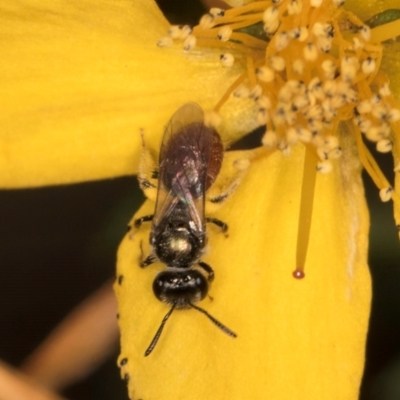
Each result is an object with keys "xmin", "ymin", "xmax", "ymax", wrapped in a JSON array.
[{"xmin": 159, "ymin": 0, "xmax": 400, "ymax": 276}]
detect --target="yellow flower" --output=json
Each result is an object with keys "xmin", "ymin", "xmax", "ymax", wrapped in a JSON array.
[
  {"xmin": 2, "ymin": 1, "xmax": 400, "ymax": 400},
  {"xmin": 116, "ymin": 2, "xmax": 400, "ymax": 400},
  {"xmin": 0, "ymin": 0, "xmax": 251, "ymax": 187}
]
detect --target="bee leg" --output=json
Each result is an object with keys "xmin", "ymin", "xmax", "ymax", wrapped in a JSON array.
[
  {"xmin": 206, "ymin": 217, "xmax": 228, "ymax": 233},
  {"xmin": 206, "ymin": 156, "xmax": 250, "ymax": 214},
  {"xmin": 207, "ymin": 179, "xmax": 240, "ymax": 206},
  {"xmin": 140, "ymin": 255, "xmax": 157, "ymax": 268},
  {"xmin": 139, "ymin": 240, "xmax": 156, "ymax": 268},
  {"xmin": 133, "ymin": 214, "xmax": 154, "ymax": 229},
  {"xmin": 198, "ymin": 261, "xmax": 215, "ymax": 282},
  {"xmin": 138, "ymin": 129, "xmax": 158, "ymax": 202}
]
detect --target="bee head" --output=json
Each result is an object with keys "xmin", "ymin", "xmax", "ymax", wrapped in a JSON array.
[{"xmin": 153, "ymin": 270, "xmax": 208, "ymax": 308}]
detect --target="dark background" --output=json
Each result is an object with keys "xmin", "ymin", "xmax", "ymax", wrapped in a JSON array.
[{"xmin": 1, "ymin": 1, "xmax": 400, "ymax": 399}]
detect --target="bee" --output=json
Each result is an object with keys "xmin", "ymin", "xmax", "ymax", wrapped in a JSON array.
[{"xmin": 134, "ymin": 103, "xmax": 237, "ymax": 356}]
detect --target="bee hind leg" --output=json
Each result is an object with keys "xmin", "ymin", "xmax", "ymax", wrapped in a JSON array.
[
  {"xmin": 198, "ymin": 261, "xmax": 215, "ymax": 282},
  {"xmin": 206, "ymin": 217, "xmax": 228, "ymax": 233},
  {"xmin": 206, "ymin": 155, "xmax": 250, "ymax": 214}
]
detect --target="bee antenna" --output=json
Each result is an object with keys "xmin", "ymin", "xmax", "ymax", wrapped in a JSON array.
[
  {"xmin": 144, "ymin": 302, "xmax": 177, "ymax": 356},
  {"xmin": 189, "ymin": 302, "xmax": 237, "ymax": 338}
]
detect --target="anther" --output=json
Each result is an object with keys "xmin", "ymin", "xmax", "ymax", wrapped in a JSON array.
[
  {"xmin": 257, "ymin": 108, "xmax": 270, "ymax": 125},
  {"xmin": 168, "ymin": 25, "xmax": 183, "ymax": 39},
  {"xmin": 352, "ymin": 37, "xmax": 364, "ymax": 50},
  {"xmin": 321, "ymin": 60, "xmax": 337, "ymax": 80},
  {"xmin": 256, "ymin": 66, "xmax": 275, "ymax": 82},
  {"xmin": 364, "ymin": 125, "xmax": 385, "ymax": 141},
  {"xmin": 180, "ymin": 25, "xmax": 193, "ymax": 40},
  {"xmin": 292, "ymin": 27, "xmax": 308, "ymax": 42},
  {"xmin": 310, "ymin": 0, "xmax": 323, "ymax": 7},
  {"xmin": 356, "ymin": 100, "xmax": 372, "ymax": 114},
  {"xmin": 275, "ymin": 31, "xmax": 289, "ymax": 51},
  {"xmin": 371, "ymin": 105, "xmax": 388, "ymax": 120},
  {"xmin": 357, "ymin": 117, "xmax": 372, "ymax": 134},
  {"xmin": 379, "ymin": 187, "xmax": 393, "ymax": 202},
  {"xmin": 312, "ymin": 23, "xmax": 333, "ymax": 38},
  {"xmin": 288, "ymin": 0, "xmax": 302, "ymax": 15},
  {"xmin": 293, "ymin": 59, "xmax": 305, "ymax": 75},
  {"xmin": 316, "ymin": 161, "xmax": 333, "ymax": 173},
  {"xmin": 269, "ymin": 55, "xmax": 286, "ymax": 71},
  {"xmin": 370, "ymin": 94, "xmax": 382, "ymax": 105},
  {"xmin": 379, "ymin": 83, "xmax": 391, "ymax": 97},
  {"xmin": 204, "ymin": 111, "xmax": 222, "ymax": 128},
  {"xmin": 388, "ymin": 108, "xmax": 400, "ymax": 122},
  {"xmin": 286, "ymin": 127, "xmax": 299, "ymax": 145},
  {"xmin": 263, "ymin": 7, "xmax": 280, "ymax": 34},
  {"xmin": 303, "ymin": 43, "xmax": 318, "ymax": 62},
  {"xmin": 317, "ymin": 36, "xmax": 332, "ymax": 53},
  {"xmin": 233, "ymin": 85, "xmax": 250, "ymax": 98},
  {"xmin": 362, "ymin": 57, "xmax": 376, "ymax": 75},
  {"xmin": 209, "ymin": 8, "xmax": 225, "ymax": 17},
  {"xmin": 376, "ymin": 139, "xmax": 393, "ymax": 153},
  {"xmin": 297, "ymin": 127, "xmax": 312, "ymax": 142},
  {"xmin": 218, "ymin": 26, "xmax": 232, "ymax": 42},
  {"xmin": 183, "ymin": 35, "xmax": 196, "ymax": 51},
  {"xmin": 359, "ymin": 25, "xmax": 371, "ymax": 41},
  {"xmin": 257, "ymin": 95, "xmax": 272, "ymax": 110},
  {"xmin": 199, "ymin": 13, "xmax": 215, "ymax": 29},
  {"xmin": 262, "ymin": 130, "xmax": 278, "ymax": 148},
  {"xmin": 157, "ymin": 37, "xmax": 173, "ymax": 48},
  {"xmin": 341, "ymin": 57, "xmax": 359, "ymax": 82},
  {"xmin": 220, "ymin": 53, "xmax": 235, "ymax": 67},
  {"xmin": 249, "ymin": 85, "xmax": 263, "ymax": 99}
]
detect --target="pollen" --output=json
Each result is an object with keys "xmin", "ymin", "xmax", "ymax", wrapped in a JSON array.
[{"xmin": 161, "ymin": 0, "xmax": 400, "ymax": 275}]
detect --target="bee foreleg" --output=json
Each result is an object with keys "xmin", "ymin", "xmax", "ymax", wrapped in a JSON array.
[
  {"xmin": 140, "ymin": 254, "xmax": 157, "ymax": 268},
  {"xmin": 138, "ymin": 129, "xmax": 158, "ymax": 202},
  {"xmin": 198, "ymin": 261, "xmax": 215, "ymax": 282},
  {"xmin": 133, "ymin": 214, "xmax": 154, "ymax": 229},
  {"xmin": 206, "ymin": 217, "xmax": 228, "ymax": 233},
  {"xmin": 138, "ymin": 239, "xmax": 156, "ymax": 268}
]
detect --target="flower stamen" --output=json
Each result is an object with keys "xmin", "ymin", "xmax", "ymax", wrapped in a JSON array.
[{"xmin": 159, "ymin": 0, "xmax": 400, "ymax": 270}]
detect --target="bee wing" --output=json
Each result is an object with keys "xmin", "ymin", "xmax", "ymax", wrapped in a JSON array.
[{"xmin": 153, "ymin": 103, "xmax": 209, "ymax": 231}]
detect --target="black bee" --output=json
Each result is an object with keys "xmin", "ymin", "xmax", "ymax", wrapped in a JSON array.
[{"xmin": 134, "ymin": 103, "xmax": 237, "ymax": 356}]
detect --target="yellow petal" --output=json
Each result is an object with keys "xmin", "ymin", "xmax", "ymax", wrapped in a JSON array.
[
  {"xmin": 0, "ymin": 0, "xmax": 250, "ymax": 188},
  {"xmin": 380, "ymin": 40, "xmax": 400, "ymax": 98},
  {"xmin": 115, "ymin": 140, "xmax": 370, "ymax": 399}
]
